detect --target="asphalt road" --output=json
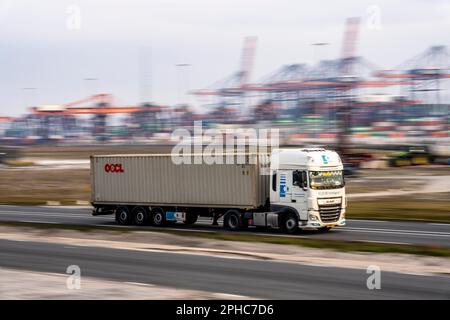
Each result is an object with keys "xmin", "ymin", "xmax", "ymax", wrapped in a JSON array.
[
  {"xmin": 0, "ymin": 205, "xmax": 449, "ymax": 247},
  {"xmin": 0, "ymin": 238, "xmax": 449, "ymax": 299}
]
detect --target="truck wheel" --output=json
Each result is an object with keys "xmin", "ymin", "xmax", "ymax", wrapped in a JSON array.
[
  {"xmin": 116, "ymin": 207, "xmax": 131, "ymax": 225},
  {"xmin": 224, "ymin": 210, "xmax": 242, "ymax": 231},
  {"xmin": 152, "ymin": 208, "xmax": 166, "ymax": 227},
  {"xmin": 132, "ymin": 206, "xmax": 149, "ymax": 226},
  {"xmin": 184, "ymin": 212, "xmax": 198, "ymax": 225},
  {"xmin": 281, "ymin": 212, "xmax": 298, "ymax": 234}
]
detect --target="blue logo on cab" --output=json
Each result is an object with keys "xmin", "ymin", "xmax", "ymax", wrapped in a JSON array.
[{"xmin": 279, "ymin": 174, "xmax": 286, "ymax": 198}]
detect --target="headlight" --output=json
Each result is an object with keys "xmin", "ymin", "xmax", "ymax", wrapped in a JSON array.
[{"xmin": 309, "ymin": 214, "xmax": 318, "ymax": 221}]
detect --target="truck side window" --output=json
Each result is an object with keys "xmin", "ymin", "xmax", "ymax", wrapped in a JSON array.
[
  {"xmin": 293, "ymin": 170, "xmax": 307, "ymax": 188},
  {"xmin": 272, "ymin": 172, "xmax": 277, "ymax": 191},
  {"xmin": 293, "ymin": 170, "xmax": 301, "ymax": 187}
]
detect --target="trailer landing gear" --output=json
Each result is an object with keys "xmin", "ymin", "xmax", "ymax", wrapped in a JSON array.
[
  {"xmin": 183, "ymin": 212, "xmax": 198, "ymax": 225},
  {"xmin": 212, "ymin": 212, "xmax": 223, "ymax": 226}
]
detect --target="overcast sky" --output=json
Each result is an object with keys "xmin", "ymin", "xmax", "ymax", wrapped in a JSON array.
[{"xmin": 1, "ymin": 0, "xmax": 449, "ymax": 116}]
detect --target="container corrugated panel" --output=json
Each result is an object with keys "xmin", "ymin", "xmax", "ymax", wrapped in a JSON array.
[{"xmin": 91, "ymin": 154, "xmax": 270, "ymax": 209}]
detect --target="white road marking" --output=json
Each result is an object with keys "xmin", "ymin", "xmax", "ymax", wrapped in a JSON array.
[
  {"xmin": 340, "ymin": 226, "xmax": 450, "ymax": 237},
  {"xmin": 0, "ymin": 211, "xmax": 89, "ymax": 216},
  {"xmin": 349, "ymin": 220, "xmax": 387, "ymax": 223},
  {"xmin": 428, "ymin": 223, "xmax": 450, "ymax": 227},
  {"xmin": 20, "ymin": 220, "xmax": 59, "ymax": 224},
  {"xmin": 39, "ymin": 206, "xmax": 91, "ymax": 209},
  {"xmin": 342, "ymin": 226, "xmax": 450, "ymax": 235},
  {"xmin": 356, "ymin": 240, "xmax": 409, "ymax": 245},
  {"xmin": 123, "ymin": 282, "xmax": 154, "ymax": 287},
  {"xmin": 43, "ymin": 272, "xmax": 66, "ymax": 277},
  {"xmin": 98, "ymin": 224, "xmax": 126, "ymax": 228},
  {"xmin": 0, "ymin": 211, "xmax": 113, "ymax": 219},
  {"xmin": 214, "ymin": 293, "xmax": 251, "ymax": 299}
]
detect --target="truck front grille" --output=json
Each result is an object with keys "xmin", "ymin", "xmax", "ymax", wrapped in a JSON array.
[{"xmin": 319, "ymin": 204, "xmax": 341, "ymax": 223}]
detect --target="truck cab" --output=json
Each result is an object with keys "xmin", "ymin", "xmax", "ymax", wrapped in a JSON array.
[{"xmin": 269, "ymin": 148, "xmax": 346, "ymax": 231}]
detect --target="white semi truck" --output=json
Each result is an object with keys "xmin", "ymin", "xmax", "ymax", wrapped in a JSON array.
[{"xmin": 91, "ymin": 148, "xmax": 346, "ymax": 233}]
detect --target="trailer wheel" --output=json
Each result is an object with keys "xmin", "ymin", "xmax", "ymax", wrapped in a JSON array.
[
  {"xmin": 132, "ymin": 206, "xmax": 149, "ymax": 226},
  {"xmin": 152, "ymin": 208, "xmax": 166, "ymax": 227},
  {"xmin": 224, "ymin": 210, "xmax": 243, "ymax": 231},
  {"xmin": 116, "ymin": 207, "xmax": 131, "ymax": 225},
  {"xmin": 281, "ymin": 212, "xmax": 298, "ymax": 234},
  {"xmin": 183, "ymin": 212, "xmax": 198, "ymax": 225}
]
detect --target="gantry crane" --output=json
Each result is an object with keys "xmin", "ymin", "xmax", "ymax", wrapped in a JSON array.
[
  {"xmin": 375, "ymin": 46, "xmax": 450, "ymax": 105},
  {"xmin": 191, "ymin": 36, "xmax": 258, "ymax": 117},
  {"xmin": 30, "ymin": 93, "xmax": 167, "ymax": 141}
]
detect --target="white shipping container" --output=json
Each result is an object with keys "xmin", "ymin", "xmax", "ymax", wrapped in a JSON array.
[{"xmin": 91, "ymin": 154, "xmax": 270, "ymax": 209}]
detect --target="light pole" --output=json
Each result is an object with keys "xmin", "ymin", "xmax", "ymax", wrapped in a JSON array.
[
  {"xmin": 311, "ymin": 42, "xmax": 329, "ymax": 58},
  {"xmin": 175, "ymin": 64, "xmax": 191, "ymax": 105},
  {"xmin": 22, "ymin": 87, "xmax": 39, "ymax": 137},
  {"xmin": 139, "ymin": 46, "xmax": 152, "ymax": 103},
  {"xmin": 83, "ymin": 77, "xmax": 99, "ymax": 97},
  {"xmin": 22, "ymin": 87, "xmax": 37, "ymax": 109},
  {"xmin": 311, "ymin": 42, "xmax": 330, "ymax": 137}
]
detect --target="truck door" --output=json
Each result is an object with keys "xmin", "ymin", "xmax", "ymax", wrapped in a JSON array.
[
  {"xmin": 291, "ymin": 170, "xmax": 308, "ymax": 218},
  {"xmin": 278, "ymin": 170, "xmax": 308, "ymax": 202}
]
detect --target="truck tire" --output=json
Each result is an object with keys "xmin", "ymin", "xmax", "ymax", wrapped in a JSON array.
[
  {"xmin": 132, "ymin": 206, "xmax": 149, "ymax": 226},
  {"xmin": 116, "ymin": 207, "xmax": 132, "ymax": 225},
  {"xmin": 224, "ymin": 210, "xmax": 243, "ymax": 231},
  {"xmin": 151, "ymin": 208, "xmax": 166, "ymax": 227},
  {"xmin": 281, "ymin": 212, "xmax": 298, "ymax": 234},
  {"xmin": 183, "ymin": 212, "xmax": 198, "ymax": 225}
]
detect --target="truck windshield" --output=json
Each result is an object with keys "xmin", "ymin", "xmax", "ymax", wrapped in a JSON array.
[{"xmin": 309, "ymin": 170, "xmax": 344, "ymax": 189}]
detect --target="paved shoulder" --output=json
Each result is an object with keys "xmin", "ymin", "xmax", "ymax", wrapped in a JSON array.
[{"xmin": 0, "ymin": 239, "xmax": 449, "ymax": 299}]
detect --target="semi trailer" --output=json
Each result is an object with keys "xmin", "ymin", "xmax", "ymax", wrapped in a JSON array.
[{"xmin": 91, "ymin": 148, "xmax": 346, "ymax": 233}]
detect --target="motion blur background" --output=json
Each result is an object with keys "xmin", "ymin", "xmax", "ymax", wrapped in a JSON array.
[{"xmin": 0, "ymin": 0, "xmax": 449, "ymax": 220}]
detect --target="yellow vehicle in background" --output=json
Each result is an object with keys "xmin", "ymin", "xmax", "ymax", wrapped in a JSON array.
[{"xmin": 389, "ymin": 146, "xmax": 433, "ymax": 167}]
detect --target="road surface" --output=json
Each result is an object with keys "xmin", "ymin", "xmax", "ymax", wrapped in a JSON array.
[
  {"xmin": 0, "ymin": 238, "xmax": 448, "ymax": 299},
  {"xmin": 0, "ymin": 205, "xmax": 449, "ymax": 247}
]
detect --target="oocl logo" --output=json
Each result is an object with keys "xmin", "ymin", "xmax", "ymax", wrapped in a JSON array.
[{"xmin": 104, "ymin": 163, "xmax": 124, "ymax": 173}]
